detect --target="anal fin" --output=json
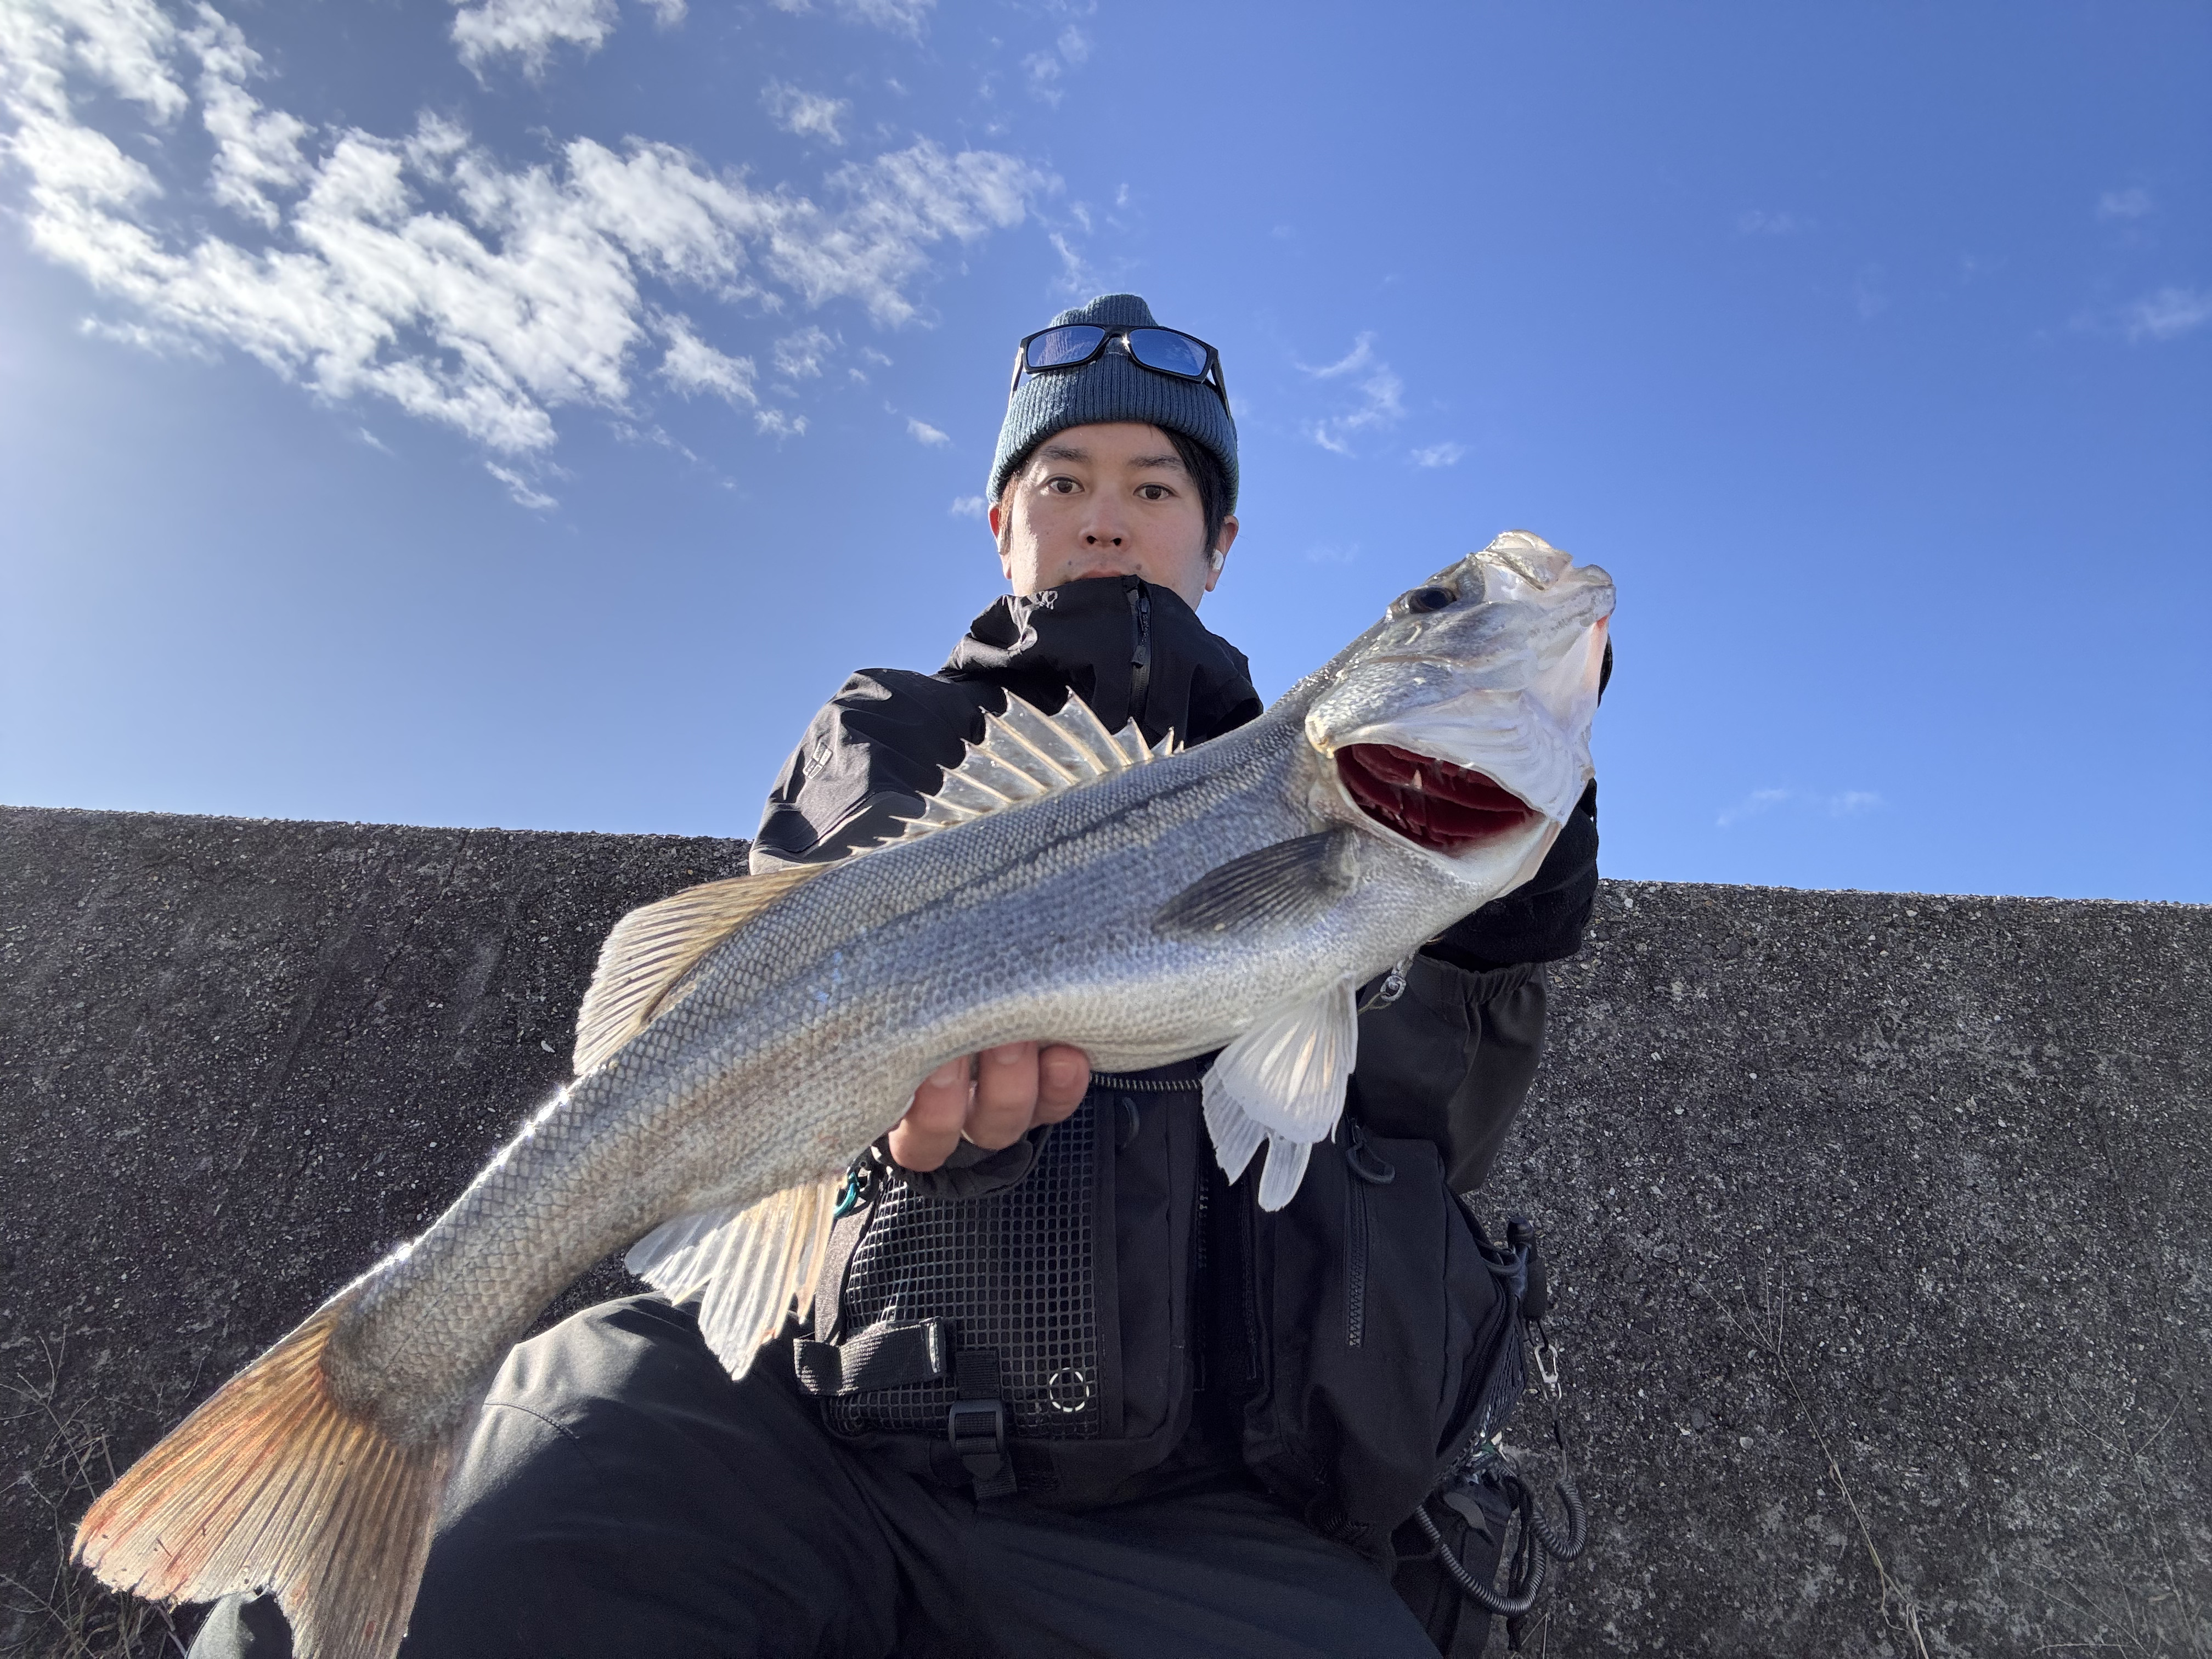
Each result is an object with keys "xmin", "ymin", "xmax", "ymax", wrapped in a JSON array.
[{"xmin": 625, "ymin": 1177, "xmax": 843, "ymax": 1378}]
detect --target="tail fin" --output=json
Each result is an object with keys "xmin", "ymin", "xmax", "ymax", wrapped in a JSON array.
[{"xmin": 74, "ymin": 1287, "xmax": 456, "ymax": 1659}]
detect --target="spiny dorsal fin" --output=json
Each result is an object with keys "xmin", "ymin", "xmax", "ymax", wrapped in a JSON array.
[
  {"xmin": 574, "ymin": 865, "xmax": 819, "ymax": 1075},
  {"xmin": 877, "ymin": 693, "xmax": 1181, "ymax": 849}
]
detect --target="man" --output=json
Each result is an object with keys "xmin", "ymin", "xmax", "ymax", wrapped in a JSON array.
[{"xmin": 193, "ymin": 294, "xmax": 1600, "ymax": 1657}]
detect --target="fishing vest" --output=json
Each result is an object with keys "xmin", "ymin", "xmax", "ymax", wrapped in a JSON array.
[{"xmin": 789, "ymin": 1032, "xmax": 1531, "ymax": 1556}]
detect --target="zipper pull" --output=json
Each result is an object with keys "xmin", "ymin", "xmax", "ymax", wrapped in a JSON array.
[{"xmin": 1343, "ymin": 1121, "xmax": 1396, "ymax": 1184}]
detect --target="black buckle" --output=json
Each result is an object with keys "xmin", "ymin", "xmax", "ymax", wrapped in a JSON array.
[
  {"xmin": 948, "ymin": 1397, "xmax": 1014, "ymax": 1496},
  {"xmin": 947, "ymin": 1398, "xmax": 1006, "ymax": 1462}
]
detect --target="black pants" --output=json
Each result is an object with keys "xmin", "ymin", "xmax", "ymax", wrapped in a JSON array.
[{"xmin": 191, "ymin": 1295, "xmax": 1441, "ymax": 1659}]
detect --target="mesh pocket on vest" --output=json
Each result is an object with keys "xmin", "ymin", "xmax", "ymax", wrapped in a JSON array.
[{"xmin": 826, "ymin": 1096, "xmax": 1102, "ymax": 1440}]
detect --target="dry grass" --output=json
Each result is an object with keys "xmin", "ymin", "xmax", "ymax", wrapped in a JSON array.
[
  {"xmin": 1, "ymin": 1340, "xmax": 184, "ymax": 1659},
  {"xmin": 1698, "ymin": 1272, "xmax": 1935, "ymax": 1659}
]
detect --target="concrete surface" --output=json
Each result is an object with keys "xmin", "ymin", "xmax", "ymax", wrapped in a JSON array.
[{"xmin": 1, "ymin": 804, "xmax": 2205, "ymax": 1656}]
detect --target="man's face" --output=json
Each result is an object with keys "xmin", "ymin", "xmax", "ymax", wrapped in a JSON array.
[{"xmin": 990, "ymin": 421, "xmax": 1239, "ymax": 610}]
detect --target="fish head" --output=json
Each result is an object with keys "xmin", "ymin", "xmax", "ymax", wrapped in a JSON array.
[{"xmin": 1301, "ymin": 530, "xmax": 1613, "ymax": 900}]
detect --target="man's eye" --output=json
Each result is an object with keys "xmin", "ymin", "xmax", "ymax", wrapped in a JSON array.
[
  {"xmin": 1137, "ymin": 484, "xmax": 1169, "ymax": 501},
  {"xmin": 1046, "ymin": 476, "xmax": 1080, "ymax": 494}
]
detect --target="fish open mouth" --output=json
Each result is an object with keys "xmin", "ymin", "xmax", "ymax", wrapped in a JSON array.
[{"xmin": 1336, "ymin": 743, "xmax": 1539, "ymax": 855}]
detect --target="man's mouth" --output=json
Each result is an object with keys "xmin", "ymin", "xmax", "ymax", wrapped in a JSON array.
[{"xmin": 1335, "ymin": 743, "xmax": 1539, "ymax": 854}]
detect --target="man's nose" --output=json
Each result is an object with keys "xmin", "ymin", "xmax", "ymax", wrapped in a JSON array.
[{"xmin": 1081, "ymin": 500, "xmax": 1128, "ymax": 547}]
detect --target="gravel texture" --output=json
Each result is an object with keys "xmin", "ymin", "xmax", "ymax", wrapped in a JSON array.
[{"xmin": 1, "ymin": 804, "xmax": 2205, "ymax": 1656}]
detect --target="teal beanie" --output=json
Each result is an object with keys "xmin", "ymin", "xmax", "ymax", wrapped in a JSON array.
[{"xmin": 987, "ymin": 293, "xmax": 1239, "ymax": 512}]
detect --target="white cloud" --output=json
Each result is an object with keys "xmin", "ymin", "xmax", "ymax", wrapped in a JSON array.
[
  {"xmin": 1409, "ymin": 441, "xmax": 1463, "ymax": 469},
  {"xmin": 773, "ymin": 324, "xmax": 833, "ymax": 378},
  {"xmin": 1736, "ymin": 208, "xmax": 1810, "ymax": 236},
  {"xmin": 947, "ymin": 493, "xmax": 984, "ymax": 516},
  {"xmin": 769, "ymin": 0, "xmax": 933, "ymax": 37},
  {"xmin": 2096, "ymin": 187, "xmax": 2153, "ymax": 221},
  {"xmin": 1299, "ymin": 332, "xmax": 1404, "ymax": 455},
  {"xmin": 778, "ymin": 143, "xmax": 1045, "ymax": 325},
  {"xmin": 485, "ymin": 460, "xmax": 557, "ymax": 509},
  {"xmin": 191, "ymin": 10, "xmax": 311, "ymax": 229},
  {"xmin": 2123, "ymin": 285, "xmax": 2212, "ymax": 343},
  {"xmin": 0, "ymin": 0, "xmax": 1048, "ymax": 466},
  {"xmin": 1304, "ymin": 335, "xmax": 1375, "ymax": 379},
  {"xmin": 79, "ymin": 313, "xmax": 214, "ymax": 357},
  {"xmin": 1716, "ymin": 787, "xmax": 1884, "ymax": 830},
  {"xmin": 447, "ymin": 0, "xmax": 682, "ymax": 70},
  {"xmin": 450, "ymin": 0, "xmax": 618, "ymax": 76},
  {"xmin": 906, "ymin": 416, "xmax": 948, "ymax": 445},
  {"xmin": 762, "ymin": 80, "xmax": 850, "ymax": 145},
  {"xmin": 659, "ymin": 315, "xmax": 811, "ymax": 433},
  {"xmin": 658, "ymin": 314, "xmax": 759, "ymax": 403},
  {"xmin": 1024, "ymin": 22, "xmax": 1088, "ymax": 105},
  {"xmin": 1048, "ymin": 229, "xmax": 1092, "ymax": 295}
]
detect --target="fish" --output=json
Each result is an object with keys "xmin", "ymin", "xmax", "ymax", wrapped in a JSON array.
[{"xmin": 73, "ymin": 529, "xmax": 1613, "ymax": 1658}]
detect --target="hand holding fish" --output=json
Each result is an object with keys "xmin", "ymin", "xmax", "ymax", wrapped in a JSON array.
[
  {"xmin": 73, "ymin": 531, "xmax": 1612, "ymax": 1659},
  {"xmin": 891, "ymin": 1041, "xmax": 1092, "ymax": 1170}
]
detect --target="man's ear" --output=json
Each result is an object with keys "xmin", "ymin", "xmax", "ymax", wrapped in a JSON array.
[
  {"xmin": 1204, "ymin": 515, "xmax": 1239, "ymax": 593},
  {"xmin": 989, "ymin": 498, "xmax": 1013, "ymax": 580}
]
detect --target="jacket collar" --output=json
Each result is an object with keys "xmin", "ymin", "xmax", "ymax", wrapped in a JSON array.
[{"xmin": 941, "ymin": 574, "xmax": 1263, "ymax": 747}]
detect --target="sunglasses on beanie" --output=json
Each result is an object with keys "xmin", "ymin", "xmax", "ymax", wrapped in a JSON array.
[{"xmin": 1008, "ymin": 325, "xmax": 1231, "ymax": 416}]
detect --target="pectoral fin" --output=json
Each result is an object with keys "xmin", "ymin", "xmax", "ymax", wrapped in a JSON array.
[
  {"xmin": 1154, "ymin": 831, "xmax": 1358, "ymax": 940},
  {"xmin": 1202, "ymin": 977, "xmax": 1358, "ymax": 1210}
]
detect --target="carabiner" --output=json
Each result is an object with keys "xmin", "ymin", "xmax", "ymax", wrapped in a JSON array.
[{"xmin": 1532, "ymin": 1333, "xmax": 1561, "ymax": 1398}]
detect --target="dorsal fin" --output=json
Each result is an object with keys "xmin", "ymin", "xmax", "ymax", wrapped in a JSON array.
[
  {"xmin": 875, "ymin": 693, "xmax": 1182, "ymax": 849},
  {"xmin": 573, "ymin": 865, "xmax": 820, "ymax": 1074}
]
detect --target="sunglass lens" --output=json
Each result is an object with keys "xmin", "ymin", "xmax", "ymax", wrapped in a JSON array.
[
  {"xmin": 1126, "ymin": 329, "xmax": 1210, "ymax": 379},
  {"xmin": 1026, "ymin": 325, "xmax": 1106, "ymax": 369}
]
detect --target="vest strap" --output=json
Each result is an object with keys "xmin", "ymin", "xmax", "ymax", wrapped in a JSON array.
[{"xmin": 791, "ymin": 1318, "xmax": 952, "ymax": 1397}]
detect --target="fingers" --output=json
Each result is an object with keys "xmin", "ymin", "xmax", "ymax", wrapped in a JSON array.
[
  {"xmin": 966, "ymin": 1042, "xmax": 1042, "ymax": 1150},
  {"xmin": 888, "ymin": 1043, "xmax": 1097, "ymax": 1171},
  {"xmin": 1034, "ymin": 1044, "xmax": 1091, "ymax": 1125},
  {"xmin": 887, "ymin": 1056, "xmax": 970, "ymax": 1172}
]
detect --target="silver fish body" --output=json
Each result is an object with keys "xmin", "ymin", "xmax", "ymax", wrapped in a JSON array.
[{"xmin": 77, "ymin": 531, "xmax": 1613, "ymax": 1659}]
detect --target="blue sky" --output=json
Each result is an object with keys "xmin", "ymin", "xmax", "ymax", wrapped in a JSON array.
[{"xmin": 2, "ymin": 0, "xmax": 2205, "ymax": 901}]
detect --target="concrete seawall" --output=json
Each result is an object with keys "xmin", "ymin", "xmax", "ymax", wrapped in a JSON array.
[{"xmin": 2, "ymin": 804, "xmax": 2205, "ymax": 1656}]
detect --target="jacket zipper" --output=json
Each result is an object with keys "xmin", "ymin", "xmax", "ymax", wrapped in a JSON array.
[
  {"xmin": 1341, "ymin": 1122, "xmax": 1395, "ymax": 1349},
  {"xmin": 1345, "ymin": 1172, "xmax": 1369, "ymax": 1348},
  {"xmin": 1127, "ymin": 582, "xmax": 1152, "ymax": 727}
]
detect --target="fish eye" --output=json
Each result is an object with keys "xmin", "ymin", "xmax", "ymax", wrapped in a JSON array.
[{"xmin": 1394, "ymin": 585, "xmax": 1458, "ymax": 617}]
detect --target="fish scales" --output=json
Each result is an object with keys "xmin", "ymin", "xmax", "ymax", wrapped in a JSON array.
[
  {"xmin": 337, "ymin": 711, "xmax": 1304, "ymax": 1427},
  {"xmin": 74, "ymin": 532, "xmax": 1613, "ymax": 1659}
]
